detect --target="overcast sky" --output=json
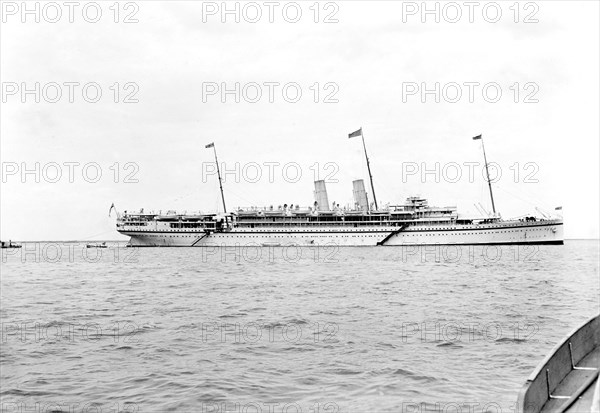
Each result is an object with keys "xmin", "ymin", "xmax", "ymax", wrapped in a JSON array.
[{"xmin": 1, "ymin": 1, "xmax": 598, "ymax": 240}]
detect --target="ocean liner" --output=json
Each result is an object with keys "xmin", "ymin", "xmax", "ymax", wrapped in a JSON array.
[{"xmin": 113, "ymin": 130, "xmax": 564, "ymax": 247}]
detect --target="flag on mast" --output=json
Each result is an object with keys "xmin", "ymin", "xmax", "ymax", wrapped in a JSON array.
[
  {"xmin": 472, "ymin": 135, "xmax": 482, "ymax": 140},
  {"xmin": 205, "ymin": 142, "xmax": 215, "ymax": 148},
  {"xmin": 348, "ymin": 128, "xmax": 362, "ymax": 139}
]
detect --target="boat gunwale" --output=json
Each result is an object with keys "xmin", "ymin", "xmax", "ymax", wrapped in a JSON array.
[{"xmin": 517, "ymin": 314, "xmax": 600, "ymax": 413}]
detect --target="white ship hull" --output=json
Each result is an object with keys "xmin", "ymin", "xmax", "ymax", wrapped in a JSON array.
[
  {"xmin": 116, "ymin": 134, "xmax": 565, "ymax": 249},
  {"xmin": 120, "ymin": 219, "xmax": 563, "ymax": 247}
]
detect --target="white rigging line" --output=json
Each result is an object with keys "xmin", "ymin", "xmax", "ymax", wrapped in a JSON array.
[
  {"xmin": 494, "ymin": 183, "xmax": 544, "ymax": 209},
  {"xmin": 493, "ymin": 183, "xmax": 561, "ymax": 218}
]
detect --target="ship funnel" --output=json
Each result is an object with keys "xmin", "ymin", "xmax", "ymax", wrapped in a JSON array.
[
  {"xmin": 313, "ymin": 180, "xmax": 330, "ymax": 211},
  {"xmin": 353, "ymin": 179, "xmax": 369, "ymax": 211}
]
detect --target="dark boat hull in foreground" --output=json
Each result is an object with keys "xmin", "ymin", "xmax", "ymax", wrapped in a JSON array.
[{"xmin": 518, "ymin": 315, "xmax": 600, "ymax": 413}]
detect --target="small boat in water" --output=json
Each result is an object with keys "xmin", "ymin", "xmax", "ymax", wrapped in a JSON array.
[
  {"xmin": 86, "ymin": 242, "xmax": 108, "ymax": 248},
  {"xmin": 517, "ymin": 314, "xmax": 600, "ymax": 413},
  {"xmin": 1, "ymin": 240, "xmax": 21, "ymax": 249}
]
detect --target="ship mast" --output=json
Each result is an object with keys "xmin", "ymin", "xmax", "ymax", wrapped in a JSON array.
[
  {"xmin": 349, "ymin": 127, "xmax": 378, "ymax": 210},
  {"xmin": 206, "ymin": 142, "xmax": 227, "ymax": 214},
  {"xmin": 473, "ymin": 134, "xmax": 496, "ymax": 215}
]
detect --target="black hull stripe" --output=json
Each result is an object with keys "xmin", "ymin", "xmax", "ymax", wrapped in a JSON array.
[
  {"xmin": 382, "ymin": 240, "xmax": 565, "ymax": 246},
  {"xmin": 127, "ymin": 240, "xmax": 565, "ymax": 248}
]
